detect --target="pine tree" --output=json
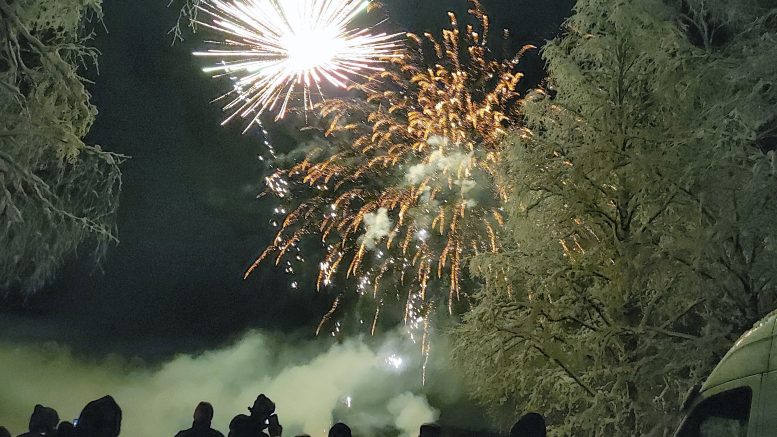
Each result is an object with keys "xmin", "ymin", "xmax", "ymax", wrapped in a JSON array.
[
  {"xmin": 0, "ymin": 0, "xmax": 124, "ymax": 295},
  {"xmin": 453, "ymin": 0, "xmax": 777, "ymax": 434}
]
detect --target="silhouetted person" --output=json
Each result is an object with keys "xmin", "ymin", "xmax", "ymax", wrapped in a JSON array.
[
  {"xmin": 266, "ymin": 415, "xmax": 281, "ymax": 437},
  {"xmin": 57, "ymin": 422, "xmax": 76, "ymax": 437},
  {"xmin": 176, "ymin": 402, "xmax": 224, "ymax": 437},
  {"xmin": 509, "ymin": 413, "xmax": 546, "ymax": 437},
  {"xmin": 229, "ymin": 394, "xmax": 278, "ymax": 437},
  {"xmin": 75, "ymin": 395, "xmax": 122, "ymax": 437},
  {"xmin": 419, "ymin": 423, "xmax": 441, "ymax": 437},
  {"xmin": 0, "ymin": 426, "xmax": 11, "ymax": 437},
  {"xmin": 327, "ymin": 423, "xmax": 351, "ymax": 437},
  {"xmin": 18, "ymin": 404, "xmax": 59, "ymax": 437}
]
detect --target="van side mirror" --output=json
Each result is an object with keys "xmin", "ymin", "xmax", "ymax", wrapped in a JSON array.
[{"xmin": 681, "ymin": 384, "xmax": 701, "ymax": 411}]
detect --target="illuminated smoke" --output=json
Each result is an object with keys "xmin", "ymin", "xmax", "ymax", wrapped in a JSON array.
[
  {"xmin": 388, "ymin": 393, "xmax": 439, "ymax": 437},
  {"xmin": 0, "ymin": 332, "xmax": 441, "ymax": 437},
  {"xmin": 360, "ymin": 207, "xmax": 393, "ymax": 250}
]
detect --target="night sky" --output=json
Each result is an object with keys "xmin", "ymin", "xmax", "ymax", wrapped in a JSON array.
[{"xmin": 0, "ymin": 0, "xmax": 573, "ymax": 359}]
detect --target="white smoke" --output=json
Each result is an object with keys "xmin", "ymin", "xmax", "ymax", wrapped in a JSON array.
[
  {"xmin": 403, "ymin": 137, "xmax": 478, "ymax": 207},
  {"xmin": 360, "ymin": 208, "xmax": 393, "ymax": 250},
  {"xmin": 425, "ymin": 136, "xmax": 449, "ymax": 148},
  {"xmin": 0, "ymin": 332, "xmax": 440, "ymax": 437},
  {"xmin": 406, "ymin": 163, "xmax": 432, "ymax": 186},
  {"xmin": 388, "ymin": 393, "xmax": 439, "ymax": 437},
  {"xmin": 405, "ymin": 150, "xmax": 474, "ymax": 186},
  {"xmin": 454, "ymin": 179, "xmax": 477, "ymax": 198}
]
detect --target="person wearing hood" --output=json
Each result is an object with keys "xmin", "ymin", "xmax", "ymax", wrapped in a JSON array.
[
  {"xmin": 175, "ymin": 402, "xmax": 224, "ymax": 437},
  {"xmin": 17, "ymin": 404, "xmax": 59, "ymax": 437},
  {"xmin": 74, "ymin": 395, "xmax": 122, "ymax": 437}
]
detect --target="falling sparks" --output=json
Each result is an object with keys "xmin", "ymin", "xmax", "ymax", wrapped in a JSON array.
[
  {"xmin": 386, "ymin": 353, "xmax": 404, "ymax": 371},
  {"xmin": 194, "ymin": 0, "xmax": 403, "ymax": 128},
  {"xmin": 247, "ymin": 0, "xmax": 531, "ymax": 341}
]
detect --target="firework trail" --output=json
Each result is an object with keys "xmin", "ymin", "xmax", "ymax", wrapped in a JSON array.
[
  {"xmin": 250, "ymin": 1, "xmax": 533, "ymax": 345},
  {"xmin": 194, "ymin": 0, "xmax": 402, "ymax": 128}
]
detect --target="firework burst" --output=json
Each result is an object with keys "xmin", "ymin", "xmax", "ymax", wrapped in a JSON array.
[
  {"xmin": 193, "ymin": 0, "xmax": 402, "ymax": 128},
  {"xmin": 250, "ymin": 1, "xmax": 532, "ymax": 341}
]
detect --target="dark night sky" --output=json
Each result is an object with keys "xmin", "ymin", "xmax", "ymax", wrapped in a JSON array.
[{"xmin": 0, "ymin": 0, "xmax": 573, "ymax": 359}]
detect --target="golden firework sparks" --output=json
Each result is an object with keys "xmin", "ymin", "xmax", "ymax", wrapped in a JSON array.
[{"xmin": 251, "ymin": 0, "xmax": 532, "ymax": 336}]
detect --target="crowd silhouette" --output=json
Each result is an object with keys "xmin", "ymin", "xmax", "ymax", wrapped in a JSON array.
[{"xmin": 0, "ymin": 394, "xmax": 546, "ymax": 437}]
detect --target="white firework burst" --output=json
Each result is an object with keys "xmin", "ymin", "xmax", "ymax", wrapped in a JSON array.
[{"xmin": 193, "ymin": 0, "xmax": 402, "ymax": 129}]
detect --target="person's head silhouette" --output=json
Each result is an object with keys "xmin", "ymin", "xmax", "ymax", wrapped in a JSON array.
[{"xmin": 509, "ymin": 413, "xmax": 546, "ymax": 437}]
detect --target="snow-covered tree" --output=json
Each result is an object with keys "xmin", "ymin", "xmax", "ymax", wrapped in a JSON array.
[
  {"xmin": 453, "ymin": 0, "xmax": 777, "ymax": 434},
  {"xmin": 0, "ymin": 0, "xmax": 124, "ymax": 295}
]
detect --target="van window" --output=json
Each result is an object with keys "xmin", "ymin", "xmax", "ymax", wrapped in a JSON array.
[{"xmin": 675, "ymin": 387, "xmax": 752, "ymax": 437}]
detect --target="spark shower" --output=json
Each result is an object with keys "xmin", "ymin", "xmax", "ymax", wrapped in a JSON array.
[{"xmin": 194, "ymin": 0, "xmax": 402, "ymax": 128}]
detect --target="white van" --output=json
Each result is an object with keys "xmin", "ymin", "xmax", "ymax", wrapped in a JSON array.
[{"xmin": 673, "ymin": 313, "xmax": 777, "ymax": 436}]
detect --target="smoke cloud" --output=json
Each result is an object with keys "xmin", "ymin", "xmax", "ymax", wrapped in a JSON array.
[
  {"xmin": 388, "ymin": 393, "xmax": 438, "ymax": 437},
  {"xmin": 360, "ymin": 208, "xmax": 393, "ymax": 250},
  {"xmin": 0, "ymin": 331, "xmax": 442, "ymax": 437},
  {"xmin": 405, "ymin": 150, "xmax": 474, "ymax": 186},
  {"xmin": 403, "ymin": 138, "xmax": 482, "ymax": 209}
]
